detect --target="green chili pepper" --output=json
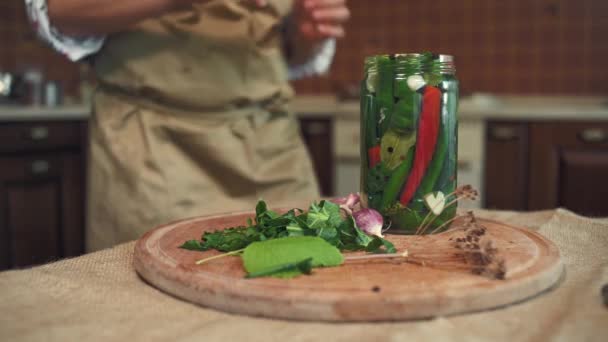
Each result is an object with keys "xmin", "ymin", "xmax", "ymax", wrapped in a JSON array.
[
  {"xmin": 377, "ymin": 56, "xmax": 395, "ymax": 136},
  {"xmin": 410, "ymin": 115, "xmax": 448, "ymax": 211},
  {"xmin": 380, "ymin": 147, "xmax": 414, "ymax": 211},
  {"xmin": 394, "ymin": 76, "xmax": 409, "ymax": 98},
  {"xmin": 364, "ymin": 95, "xmax": 378, "ymax": 149},
  {"xmin": 390, "ymin": 94, "xmax": 416, "ymax": 132},
  {"xmin": 392, "ymin": 71, "xmax": 420, "ymax": 132}
]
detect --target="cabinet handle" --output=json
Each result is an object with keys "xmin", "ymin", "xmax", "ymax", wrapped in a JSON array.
[
  {"xmin": 489, "ymin": 126, "xmax": 518, "ymax": 141},
  {"xmin": 303, "ymin": 122, "xmax": 328, "ymax": 136},
  {"xmin": 458, "ymin": 160, "xmax": 472, "ymax": 171},
  {"xmin": 579, "ymin": 128, "xmax": 607, "ymax": 143},
  {"xmin": 29, "ymin": 126, "xmax": 49, "ymax": 140},
  {"xmin": 31, "ymin": 160, "xmax": 50, "ymax": 174}
]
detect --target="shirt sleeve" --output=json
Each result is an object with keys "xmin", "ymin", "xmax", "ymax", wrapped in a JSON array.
[
  {"xmin": 25, "ymin": 0, "xmax": 105, "ymax": 62},
  {"xmin": 25, "ymin": 0, "xmax": 335, "ymax": 76},
  {"xmin": 287, "ymin": 38, "xmax": 336, "ymax": 81}
]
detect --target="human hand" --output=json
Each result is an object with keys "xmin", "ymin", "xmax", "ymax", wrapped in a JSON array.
[{"xmin": 293, "ymin": 0, "xmax": 350, "ymax": 41}]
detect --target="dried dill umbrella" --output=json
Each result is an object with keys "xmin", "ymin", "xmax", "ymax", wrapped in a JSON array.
[
  {"xmin": 416, "ymin": 185, "xmax": 480, "ymax": 235},
  {"xmin": 345, "ymin": 211, "xmax": 507, "ymax": 280}
]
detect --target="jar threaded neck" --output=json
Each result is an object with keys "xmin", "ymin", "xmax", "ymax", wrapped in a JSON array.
[{"xmin": 364, "ymin": 53, "xmax": 455, "ymax": 76}]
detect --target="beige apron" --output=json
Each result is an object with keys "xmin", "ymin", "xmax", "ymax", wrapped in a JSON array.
[{"xmin": 86, "ymin": 0, "xmax": 320, "ymax": 251}]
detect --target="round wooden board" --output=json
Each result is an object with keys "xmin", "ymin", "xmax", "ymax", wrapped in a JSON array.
[{"xmin": 133, "ymin": 211, "xmax": 563, "ymax": 322}]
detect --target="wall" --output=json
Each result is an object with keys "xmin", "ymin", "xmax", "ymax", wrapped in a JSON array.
[
  {"xmin": 293, "ymin": 0, "xmax": 608, "ymax": 96},
  {"xmin": 1, "ymin": 0, "xmax": 81, "ymax": 99},
  {"xmin": 2, "ymin": 0, "xmax": 607, "ymax": 98}
]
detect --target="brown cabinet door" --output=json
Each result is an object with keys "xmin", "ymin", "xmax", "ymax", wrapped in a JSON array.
[
  {"xmin": 484, "ymin": 122, "xmax": 530, "ymax": 210},
  {"xmin": 529, "ymin": 122, "xmax": 608, "ymax": 216},
  {"xmin": 299, "ymin": 118, "xmax": 334, "ymax": 196},
  {"xmin": 6, "ymin": 181, "xmax": 61, "ymax": 267},
  {"xmin": 0, "ymin": 152, "xmax": 84, "ymax": 270}
]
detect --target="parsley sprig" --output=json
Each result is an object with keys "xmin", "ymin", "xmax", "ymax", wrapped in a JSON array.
[{"xmin": 180, "ymin": 200, "xmax": 395, "ymax": 254}]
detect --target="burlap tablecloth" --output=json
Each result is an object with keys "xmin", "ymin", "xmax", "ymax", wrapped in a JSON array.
[{"xmin": 1, "ymin": 208, "xmax": 607, "ymax": 341}]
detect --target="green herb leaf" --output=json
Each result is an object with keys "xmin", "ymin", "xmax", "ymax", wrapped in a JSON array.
[
  {"xmin": 348, "ymin": 216, "xmax": 374, "ymax": 247},
  {"xmin": 367, "ymin": 236, "xmax": 397, "ymax": 254},
  {"xmin": 183, "ymin": 200, "xmax": 397, "ymax": 264},
  {"xmin": 366, "ymin": 163, "xmax": 390, "ymax": 194},
  {"xmin": 381, "ymin": 237, "xmax": 397, "ymax": 253},
  {"xmin": 364, "ymin": 237, "xmax": 383, "ymax": 252},
  {"xmin": 255, "ymin": 200, "xmax": 268, "ymax": 218},
  {"xmin": 307, "ymin": 200, "xmax": 343, "ymax": 229},
  {"xmin": 200, "ymin": 226, "xmax": 257, "ymax": 252},
  {"xmin": 245, "ymin": 258, "xmax": 313, "ymax": 279},
  {"xmin": 179, "ymin": 240, "xmax": 205, "ymax": 251},
  {"xmin": 242, "ymin": 236, "xmax": 344, "ymax": 279},
  {"xmin": 336, "ymin": 217, "xmax": 359, "ymax": 245},
  {"xmin": 336, "ymin": 216, "xmax": 396, "ymax": 253},
  {"xmin": 306, "ymin": 203, "xmax": 329, "ymax": 229}
]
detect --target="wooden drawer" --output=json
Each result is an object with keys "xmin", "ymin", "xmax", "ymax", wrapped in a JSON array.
[
  {"xmin": 0, "ymin": 154, "xmax": 64, "ymax": 181},
  {"xmin": 0, "ymin": 121, "xmax": 83, "ymax": 153}
]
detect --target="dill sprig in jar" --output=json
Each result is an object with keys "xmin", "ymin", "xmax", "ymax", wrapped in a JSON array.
[{"xmin": 360, "ymin": 53, "xmax": 458, "ymax": 234}]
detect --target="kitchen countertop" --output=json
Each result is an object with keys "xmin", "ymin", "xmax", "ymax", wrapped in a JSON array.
[
  {"xmin": 0, "ymin": 104, "xmax": 90, "ymax": 121},
  {"xmin": 1, "ymin": 94, "xmax": 608, "ymax": 121}
]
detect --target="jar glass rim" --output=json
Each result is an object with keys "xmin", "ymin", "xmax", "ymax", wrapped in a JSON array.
[{"xmin": 364, "ymin": 53, "xmax": 455, "ymax": 75}]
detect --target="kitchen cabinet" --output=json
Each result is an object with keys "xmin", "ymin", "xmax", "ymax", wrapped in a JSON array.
[
  {"xmin": 299, "ymin": 117, "xmax": 334, "ymax": 196},
  {"xmin": 484, "ymin": 122, "xmax": 529, "ymax": 210},
  {"xmin": 485, "ymin": 121, "xmax": 608, "ymax": 216},
  {"xmin": 0, "ymin": 121, "xmax": 86, "ymax": 270},
  {"xmin": 0, "ymin": 116, "xmax": 332, "ymax": 270}
]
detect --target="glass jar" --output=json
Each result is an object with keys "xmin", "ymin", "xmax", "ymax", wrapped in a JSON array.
[{"xmin": 360, "ymin": 53, "xmax": 458, "ymax": 234}]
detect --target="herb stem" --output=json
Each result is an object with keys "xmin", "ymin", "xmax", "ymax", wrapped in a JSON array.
[
  {"xmin": 195, "ymin": 248, "xmax": 245, "ymax": 265},
  {"xmin": 344, "ymin": 251, "xmax": 409, "ymax": 261},
  {"xmin": 417, "ymin": 190, "xmax": 457, "ymax": 232},
  {"xmin": 428, "ymin": 215, "xmax": 461, "ymax": 234},
  {"xmin": 417, "ymin": 195, "xmax": 464, "ymax": 235}
]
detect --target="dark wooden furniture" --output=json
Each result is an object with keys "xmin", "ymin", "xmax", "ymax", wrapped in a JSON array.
[
  {"xmin": 299, "ymin": 117, "xmax": 334, "ymax": 196},
  {"xmin": 485, "ymin": 120, "xmax": 608, "ymax": 217},
  {"xmin": 0, "ymin": 121, "xmax": 86, "ymax": 270},
  {"xmin": 0, "ymin": 116, "xmax": 333, "ymax": 270},
  {"xmin": 484, "ymin": 122, "xmax": 529, "ymax": 211}
]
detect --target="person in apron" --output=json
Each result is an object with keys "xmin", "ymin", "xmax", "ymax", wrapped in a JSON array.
[{"xmin": 26, "ymin": 0, "xmax": 350, "ymax": 251}]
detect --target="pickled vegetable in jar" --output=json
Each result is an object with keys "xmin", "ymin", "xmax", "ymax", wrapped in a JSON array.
[{"xmin": 360, "ymin": 53, "xmax": 458, "ymax": 234}]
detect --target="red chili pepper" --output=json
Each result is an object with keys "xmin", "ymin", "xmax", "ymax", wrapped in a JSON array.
[
  {"xmin": 368, "ymin": 145, "xmax": 381, "ymax": 168},
  {"xmin": 399, "ymin": 85, "xmax": 441, "ymax": 206}
]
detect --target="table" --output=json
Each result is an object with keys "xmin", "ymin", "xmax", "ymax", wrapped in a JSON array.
[{"xmin": 1, "ymin": 209, "xmax": 607, "ymax": 341}]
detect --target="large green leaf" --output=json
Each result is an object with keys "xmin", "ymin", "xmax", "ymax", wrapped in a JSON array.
[{"xmin": 242, "ymin": 236, "xmax": 344, "ymax": 279}]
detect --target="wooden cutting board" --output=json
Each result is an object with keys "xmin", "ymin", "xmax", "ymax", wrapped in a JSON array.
[{"xmin": 133, "ymin": 211, "xmax": 563, "ymax": 322}]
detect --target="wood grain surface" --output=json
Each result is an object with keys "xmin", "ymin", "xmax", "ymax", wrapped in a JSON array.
[{"xmin": 133, "ymin": 211, "xmax": 563, "ymax": 322}]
